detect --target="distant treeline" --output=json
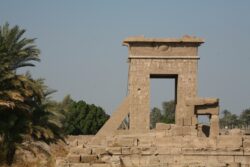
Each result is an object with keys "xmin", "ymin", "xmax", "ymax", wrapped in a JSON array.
[{"xmin": 220, "ymin": 109, "xmax": 250, "ymax": 129}]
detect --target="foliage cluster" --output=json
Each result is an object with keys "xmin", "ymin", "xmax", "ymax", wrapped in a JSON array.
[{"xmin": 63, "ymin": 100, "xmax": 109, "ymax": 135}]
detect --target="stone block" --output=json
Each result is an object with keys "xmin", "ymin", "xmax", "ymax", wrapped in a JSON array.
[
  {"xmin": 77, "ymin": 139, "xmax": 90, "ymax": 146},
  {"xmin": 92, "ymin": 147, "xmax": 107, "ymax": 155},
  {"xmin": 176, "ymin": 118, "xmax": 183, "ymax": 126},
  {"xmin": 183, "ymin": 155, "xmax": 208, "ymax": 163},
  {"xmin": 181, "ymin": 136, "xmax": 203, "ymax": 148},
  {"xmin": 139, "ymin": 156, "xmax": 151, "ymax": 166},
  {"xmin": 227, "ymin": 162, "xmax": 241, "ymax": 167},
  {"xmin": 243, "ymin": 137, "xmax": 250, "ymax": 148},
  {"xmin": 113, "ymin": 137, "xmax": 136, "ymax": 147},
  {"xmin": 91, "ymin": 164, "xmax": 111, "ymax": 167},
  {"xmin": 100, "ymin": 155, "xmax": 112, "ymax": 164},
  {"xmin": 70, "ymin": 139, "xmax": 78, "ymax": 147},
  {"xmin": 190, "ymin": 127, "xmax": 198, "ymax": 136},
  {"xmin": 181, "ymin": 147, "xmax": 195, "ymax": 154},
  {"xmin": 182, "ymin": 126, "xmax": 191, "ymax": 136},
  {"xmin": 206, "ymin": 156, "xmax": 228, "ymax": 167},
  {"xmin": 225, "ymin": 148, "xmax": 243, "ymax": 156},
  {"xmin": 80, "ymin": 155, "xmax": 97, "ymax": 163},
  {"xmin": 67, "ymin": 153, "xmax": 80, "ymax": 163},
  {"xmin": 55, "ymin": 158, "xmax": 69, "ymax": 167},
  {"xmin": 141, "ymin": 147, "xmax": 157, "ymax": 155},
  {"xmin": 183, "ymin": 118, "xmax": 192, "ymax": 126},
  {"xmin": 106, "ymin": 147, "xmax": 121, "ymax": 155},
  {"xmin": 155, "ymin": 136, "xmax": 183, "ymax": 147},
  {"xmin": 137, "ymin": 136, "xmax": 154, "ymax": 146},
  {"xmin": 155, "ymin": 123, "xmax": 171, "ymax": 130},
  {"xmin": 186, "ymin": 98, "xmax": 219, "ymax": 106},
  {"xmin": 216, "ymin": 155, "xmax": 234, "ymax": 163},
  {"xmin": 225, "ymin": 146, "xmax": 242, "ymax": 151},
  {"xmin": 244, "ymin": 149, "xmax": 250, "ymax": 155},
  {"xmin": 109, "ymin": 155, "xmax": 121, "ymax": 167},
  {"xmin": 242, "ymin": 165, "xmax": 250, "ymax": 167},
  {"xmin": 121, "ymin": 147, "xmax": 130, "ymax": 155},
  {"xmin": 171, "ymin": 154, "xmax": 184, "ymax": 164},
  {"xmin": 70, "ymin": 146, "xmax": 92, "ymax": 155},
  {"xmin": 229, "ymin": 129, "xmax": 244, "ymax": 136},
  {"xmin": 148, "ymin": 156, "xmax": 160, "ymax": 165},
  {"xmin": 107, "ymin": 139, "xmax": 116, "ymax": 147},
  {"xmin": 172, "ymin": 126, "xmax": 183, "ymax": 136},
  {"xmin": 130, "ymin": 147, "xmax": 141, "ymax": 154},
  {"xmin": 170, "ymin": 148, "xmax": 182, "ymax": 154},
  {"xmin": 200, "ymin": 148, "xmax": 243, "ymax": 156},
  {"xmin": 165, "ymin": 130, "xmax": 172, "ymax": 136},
  {"xmin": 217, "ymin": 136, "xmax": 243, "ymax": 149},
  {"xmin": 235, "ymin": 156, "xmax": 250, "ymax": 164},
  {"xmin": 70, "ymin": 163, "xmax": 90, "ymax": 167},
  {"xmin": 129, "ymin": 155, "xmax": 140, "ymax": 166},
  {"xmin": 156, "ymin": 146, "xmax": 171, "ymax": 155},
  {"xmin": 157, "ymin": 155, "xmax": 175, "ymax": 164},
  {"xmin": 153, "ymin": 131, "xmax": 165, "ymax": 138}
]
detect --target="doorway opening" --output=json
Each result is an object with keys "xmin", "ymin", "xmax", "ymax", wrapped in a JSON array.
[
  {"xmin": 150, "ymin": 74, "xmax": 178, "ymax": 129},
  {"xmin": 197, "ymin": 115, "xmax": 210, "ymax": 137}
]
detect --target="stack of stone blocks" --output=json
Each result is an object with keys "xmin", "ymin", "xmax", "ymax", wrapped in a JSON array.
[{"xmin": 57, "ymin": 36, "xmax": 250, "ymax": 167}]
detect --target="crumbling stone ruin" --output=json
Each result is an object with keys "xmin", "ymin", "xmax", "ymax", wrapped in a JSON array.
[{"xmin": 57, "ymin": 36, "xmax": 250, "ymax": 167}]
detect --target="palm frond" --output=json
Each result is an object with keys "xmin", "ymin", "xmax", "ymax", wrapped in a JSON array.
[{"xmin": 0, "ymin": 100, "xmax": 15, "ymax": 109}]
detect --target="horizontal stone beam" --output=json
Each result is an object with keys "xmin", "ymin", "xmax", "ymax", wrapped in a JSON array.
[
  {"xmin": 128, "ymin": 55, "xmax": 200, "ymax": 59},
  {"xmin": 186, "ymin": 97, "xmax": 219, "ymax": 106}
]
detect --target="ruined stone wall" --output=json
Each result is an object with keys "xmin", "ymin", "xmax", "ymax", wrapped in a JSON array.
[{"xmin": 62, "ymin": 132, "xmax": 250, "ymax": 167}]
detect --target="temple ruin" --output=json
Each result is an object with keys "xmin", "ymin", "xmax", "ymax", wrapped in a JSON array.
[{"xmin": 58, "ymin": 36, "xmax": 250, "ymax": 167}]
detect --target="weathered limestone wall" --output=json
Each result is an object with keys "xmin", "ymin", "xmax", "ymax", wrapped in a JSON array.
[{"xmin": 128, "ymin": 58, "xmax": 199, "ymax": 132}]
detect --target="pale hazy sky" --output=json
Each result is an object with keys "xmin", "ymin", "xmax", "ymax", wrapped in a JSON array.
[{"xmin": 1, "ymin": 1, "xmax": 250, "ymax": 115}]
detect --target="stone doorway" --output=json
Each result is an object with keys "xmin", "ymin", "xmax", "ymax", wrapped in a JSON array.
[{"xmin": 150, "ymin": 74, "xmax": 177, "ymax": 129}]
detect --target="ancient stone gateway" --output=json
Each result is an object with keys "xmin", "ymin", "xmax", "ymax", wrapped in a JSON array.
[
  {"xmin": 125, "ymin": 36, "xmax": 219, "ymax": 134},
  {"xmin": 62, "ymin": 36, "xmax": 250, "ymax": 167},
  {"xmin": 92, "ymin": 35, "xmax": 219, "ymax": 142}
]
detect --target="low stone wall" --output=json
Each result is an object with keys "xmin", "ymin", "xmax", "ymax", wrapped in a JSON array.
[{"xmin": 58, "ymin": 131, "xmax": 250, "ymax": 167}]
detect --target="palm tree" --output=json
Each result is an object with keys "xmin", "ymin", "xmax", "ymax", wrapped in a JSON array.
[
  {"xmin": 0, "ymin": 23, "xmax": 63, "ymax": 165},
  {"xmin": 240, "ymin": 108, "xmax": 250, "ymax": 129},
  {"xmin": 0, "ymin": 22, "xmax": 42, "ymax": 165},
  {"xmin": 0, "ymin": 22, "xmax": 40, "ymax": 110}
]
